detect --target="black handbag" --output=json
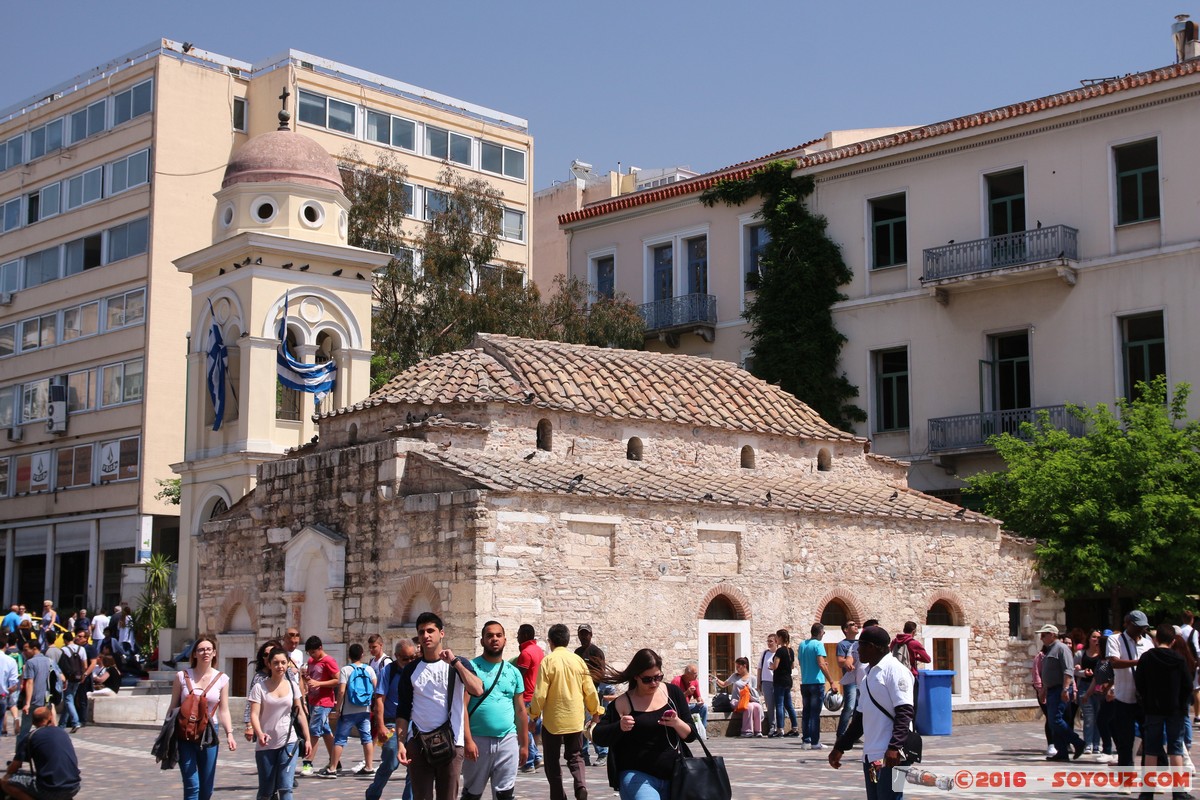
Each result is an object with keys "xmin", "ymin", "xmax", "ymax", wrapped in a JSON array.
[
  {"xmin": 671, "ymin": 733, "xmax": 732, "ymax": 800},
  {"xmin": 413, "ymin": 666, "xmax": 458, "ymax": 767},
  {"xmin": 711, "ymin": 693, "xmax": 733, "ymax": 713}
]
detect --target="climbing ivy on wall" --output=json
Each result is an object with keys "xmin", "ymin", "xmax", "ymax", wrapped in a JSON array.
[{"xmin": 701, "ymin": 160, "xmax": 865, "ymax": 431}]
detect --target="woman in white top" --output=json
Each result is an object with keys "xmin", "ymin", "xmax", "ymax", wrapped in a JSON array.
[
  {"xmin": 716, "ymin": 657, "xmax": 764, "ymax": 736},
  {"xmin": 117, "ymin": 603, "xmax": 136, "ymax": 654},
  {"xmin": 167, "ymin": 634, "xmax": 236, "ymax": 800},
  {"xmin": 249, "ymin": 646, "xmax": 312, "ymax": 800}
]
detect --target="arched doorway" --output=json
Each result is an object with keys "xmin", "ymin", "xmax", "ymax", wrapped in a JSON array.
[{"xmin": 697, "ymin": 588, "xmax": 751, "ymax": 703}]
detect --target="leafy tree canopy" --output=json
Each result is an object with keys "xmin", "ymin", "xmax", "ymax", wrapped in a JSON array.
[
  {"xmin": 700, "ymin": 160, "xmax": 864, "ymax": 430},
  {"xmin": 340, "ymin": 151, "xmax": 644, "ymax": 388},
  {"xmin": 966, "ymin": 376, "xmax": 1200, "ymax": 615}
]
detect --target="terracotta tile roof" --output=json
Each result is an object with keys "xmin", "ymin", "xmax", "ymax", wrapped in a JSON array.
[
  {"xmin": 866, "ymin": 452, "xmax": 910, "ymax": 468},
  {"xmin": 411, "ymin": 450, "xmax": 991, "ymax": 524},
  {"xmin": 560, "ymin": 60, "xmax": 1200, "ymax": 226},
  {"xmin": 558, "ymin": 138, "xmax": 823, "ymax": 225},
  {"xmin": 326, "ymin": 334, "xmax": 857, "ymax": 442}
]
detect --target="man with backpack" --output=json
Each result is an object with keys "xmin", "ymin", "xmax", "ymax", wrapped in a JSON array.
[
  {"xmin": 326, "ymin": 642, "xmax": 377, "ymax": 778},
  {"xmin": 17, "ymin": 640, "xmax": 62, "ymax": 754},
  {"xmin": 889, "ymin": 622, "xmax": 931, "ymax": 719},
  {"xmin": 462, "ymin": 622, "xmax": 528, "ymax": 800},
  {"xmin": 57, "ymin": 629, "xmax": 95, "ymax": 733}
]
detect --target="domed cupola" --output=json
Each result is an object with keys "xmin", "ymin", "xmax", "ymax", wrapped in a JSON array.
[{"xmin": 212, "ymin": 92, "xmax": 350, "ymax": 245}]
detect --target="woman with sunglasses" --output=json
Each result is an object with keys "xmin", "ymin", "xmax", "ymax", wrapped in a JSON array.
[
  {"xmin": 167, "ymin": 634, "xmax": 236, "ymax": 800},
  {"xmin": 249, "ymin": 646, "xmax": 312, "ymax": 800},
  {"xmin": 593, "ymin": 649, "xmax": 697, "ymax": 800}
]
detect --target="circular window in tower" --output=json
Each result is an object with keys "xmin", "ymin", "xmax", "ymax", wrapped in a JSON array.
[
  {"xmin": 252, "ymin": 196, "xmax": 278, "ymax": 224},
  {"xmin": 299, "ymin": 200, "xmax": 325, "ymax": 229},
  {"xmin": 219, "ymin": 203, "xmax": 235, "ymax": 229}
]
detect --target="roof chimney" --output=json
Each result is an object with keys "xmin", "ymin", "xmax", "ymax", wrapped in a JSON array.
[{"xmin": 1173, "ymin": 13, "xmax": 1199, "ymax": 62}]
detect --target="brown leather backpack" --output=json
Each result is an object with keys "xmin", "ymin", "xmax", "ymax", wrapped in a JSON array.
[{"xmin": 176, "ymin": 670, "xmax": 222, "ymax": 743}]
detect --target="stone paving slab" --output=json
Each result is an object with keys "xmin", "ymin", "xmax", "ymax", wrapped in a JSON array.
[{"xmin": 4, "ymin": 721, "xmax": 1193, "ymax": 799}]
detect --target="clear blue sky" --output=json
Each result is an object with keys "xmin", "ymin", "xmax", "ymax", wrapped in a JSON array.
[{"xmin": 0, "ymin": 1, "xmax": 1188, "ymax": 189}]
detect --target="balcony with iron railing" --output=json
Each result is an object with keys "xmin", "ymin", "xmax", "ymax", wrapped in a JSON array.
[
  {"xmin": 928, "ymin": 404, "xmax": 1085, "ymax": 454},
  {"xmin": 639, "ymin": 293, "xmax": 718, "ymax": 346},
  {"xmin": 921, "ymin": 225, "xmax": 1079, "ymax": 288}
]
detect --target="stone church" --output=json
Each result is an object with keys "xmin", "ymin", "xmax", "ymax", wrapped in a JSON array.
[{"xmin": 174, "ymin": 105, "xmax": 1052, "ymax": 707}]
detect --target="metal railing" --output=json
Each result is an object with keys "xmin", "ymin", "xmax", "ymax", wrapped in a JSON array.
[
  {"xmin": 639, "ymin": 293, "xmax": 717, "ymax": 333},
  {"xmin": 928, "ymin": 404, "xmax": 1084, "ymax": 452},
  {"xmin": 922, "ymin": 225, "xmax": 1078, "ymax": 281}
]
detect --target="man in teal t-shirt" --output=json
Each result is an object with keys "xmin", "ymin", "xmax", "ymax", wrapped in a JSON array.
[
  {"xmin": 463, "ymin": 621, "xmax": 529, "ymax": 800},
  {"xmin": 798, "ymin": 623, "xmax": 836, "ymax": 749}
]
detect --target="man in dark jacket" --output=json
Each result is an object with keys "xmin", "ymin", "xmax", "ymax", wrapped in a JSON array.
[{"xmin": 1134, "ymin": 623, "xmax": 1194, "ymax": 799}]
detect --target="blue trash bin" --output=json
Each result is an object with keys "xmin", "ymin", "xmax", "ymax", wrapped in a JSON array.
[{"xmin": 915, "ymin": 670, "xmax": 955, "ymax": 736}]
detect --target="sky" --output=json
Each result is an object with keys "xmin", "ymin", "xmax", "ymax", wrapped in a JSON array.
[{"xmin": 0, "ymin": 1, "xmax": 1190, "ymax": 190}]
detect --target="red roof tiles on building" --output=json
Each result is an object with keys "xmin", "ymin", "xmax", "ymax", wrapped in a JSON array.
[{"xmin": 326, "ymin": 333, "xmax": 858, "ymax": 442}]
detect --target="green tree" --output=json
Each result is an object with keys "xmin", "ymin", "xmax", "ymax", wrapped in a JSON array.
[
  {"xmin": 966, "ymin": 376, "xmax": 1200, "ymax": 617},
  {"xmin": 341, "ymin": 152, "xmax": 643, "ymax": 387},
  {"xmin": 154, "ymin": 477, "xmax": 181, "ymax": 505},
  {"xmin": 701, "ymin": 160, "xmax": 864, "ymax": 430},
  {"xmin": 132, "ymin": 553, "xmax": 177, "ymax": 660}
]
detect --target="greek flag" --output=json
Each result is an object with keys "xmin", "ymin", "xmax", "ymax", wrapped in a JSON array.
[
  {"xmin": 205, "ymin": 299, "xmax": 228, "ymax": 431},
  {"xmin": 276, "ymin": 292, "xmax": 335, "ymax": 403}
]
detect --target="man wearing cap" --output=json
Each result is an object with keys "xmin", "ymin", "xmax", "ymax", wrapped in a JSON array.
[
  {"xmin": 1037, "ymin": 624, "xmax": 1085, "ymax": 761},
  {"xmin": 573, "ymin": 625, "xmax": 608, "ymax": 767},
  {"xmin": 829, "ymin": 626, "xmax": 914, "ymax": 800},
  {"xmin": 1107, "ymin": 610, "xmax": 1153, "ymax": 767}
]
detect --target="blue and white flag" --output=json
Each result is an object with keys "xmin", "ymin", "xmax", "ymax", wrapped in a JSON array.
[
  {"xmin": 205, "ymin": 299, "xmax": 228, "ymax": 431},
  {"xmin": 276, "ymin": 291, "xmax": 336, "ymax": 403}
]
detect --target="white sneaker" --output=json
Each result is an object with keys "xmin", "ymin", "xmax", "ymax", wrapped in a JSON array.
[
  {"xmin": 810, "ymin": 743, "xmax": 826, "ymax": 750},
  {"xmin": 1046, "ymin": 745, "xmax": 1058, "ymax": 758}
]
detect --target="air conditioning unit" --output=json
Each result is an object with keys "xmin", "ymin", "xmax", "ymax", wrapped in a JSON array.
[
  {"xmin": 46, "ymin": 382, "xmax": 68, "ymax": 434},
  {"xmin": 6, "ymin": 425, "xmax": 21, "ymax": 442},
  {"xmin": 0, "ymin": 292, "xmax": 13, "ymax": 306}
]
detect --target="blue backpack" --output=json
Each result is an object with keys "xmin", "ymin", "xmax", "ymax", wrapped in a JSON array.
[{"xmin": 347, "ymin": 664, "xmax": 374, "ymax": 706}]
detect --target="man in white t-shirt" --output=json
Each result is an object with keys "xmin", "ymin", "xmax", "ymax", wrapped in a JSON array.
[
  {"xmin": 1106, "ymin": 609, "xmax": 1153, "ymax": 767},
  {"xmin": 89, "ymin": 610, "xmax": 110, "ymax": 644},
  {"xmin": 285, "ymin": 628, "xmax": 305, "ymax": 672},
  {"xmin": 395, "ymin": 612, "xmax": 483, "ymax": 800},
  {"xmin": 829, "ymin": 625, "xmax": 915, "ymax": 800},
  {"xmin": 757, "ymin": 633, "xmax": 778, "ymax": 736}
]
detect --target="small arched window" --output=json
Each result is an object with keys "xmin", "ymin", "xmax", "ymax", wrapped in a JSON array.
[
  {"xmin": 208, "ymin": 499, "xmax": 229, "ymax": 520},
  {"xmin": 927, "ymin": 600, "xmax": 955, "ymax": 626},
  {"xmin": 740, "ymin": 445, "xmax": 755, "ymax": 469},
  {"xmin": 703, "ymin": 595, "xmax": 740, "ymax": 620},
  {"xmin": 348, "ymin": 423, "xmax": 358, "ymax": 445},
  {"xmin": 627, "ymin": 437, "xmax": 643, "ymax": 461},
  {"xmin": 820, "ymin": 599, "xmax": 849, "ymax": 628},
  {"xmin": 817, "ymin": 448, "xmax": 832, "ymax": 472},
  {"xmin": 536, "ymin": 419, "xmax": 552, "ymax": 451}
]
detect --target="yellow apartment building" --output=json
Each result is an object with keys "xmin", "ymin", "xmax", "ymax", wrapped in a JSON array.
[{"xmin": 0, "ymin": 39, "xmax": 532, "ymax": 616}]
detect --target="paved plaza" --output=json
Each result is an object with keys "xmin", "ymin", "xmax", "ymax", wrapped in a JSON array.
[{"xmin": 7, "ymin": 720, "xmax": 1194, "ymax": 799}]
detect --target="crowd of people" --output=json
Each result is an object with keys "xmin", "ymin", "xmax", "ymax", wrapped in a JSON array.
[
  {"xmin": 1031, "ymin": 609, "xmax": 1200, "ymax": 800},
  {"xmin": 134, "ymin": 613, "xmax": 938, "ymax": 800}
]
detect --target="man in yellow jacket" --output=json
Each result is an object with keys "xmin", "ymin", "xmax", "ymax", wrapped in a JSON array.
[{"xmin": 529, "ymin": 624, "xmax": 600, "ymax": 800}]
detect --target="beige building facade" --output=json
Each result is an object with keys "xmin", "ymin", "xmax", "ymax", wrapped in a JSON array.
[
  {"xmin": 0, "ymin": 40, "xmax": 531, "ymax": 617},
  {"xmin": 559, "ymin": 53, "xmax": 1200, "ymax": 498},
  {"xmin": 198, "ymin": 333, "xmax": 1054, "ymax": 705}
]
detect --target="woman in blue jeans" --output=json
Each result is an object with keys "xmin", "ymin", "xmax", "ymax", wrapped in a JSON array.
[
  {"xmin": 249, "ymin": 646, "xmax": 312, "ymax": 800},
  {"xmin": 593, "ymin": 648, "xmax": 698, "ymax": 800},
  {"xmin": 168, "ymin": 634, "xmax": 237, "ymax": 800},
  {"xmin": 769, "ymin": 629, "xmax": 799, "ymax": 738}
]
